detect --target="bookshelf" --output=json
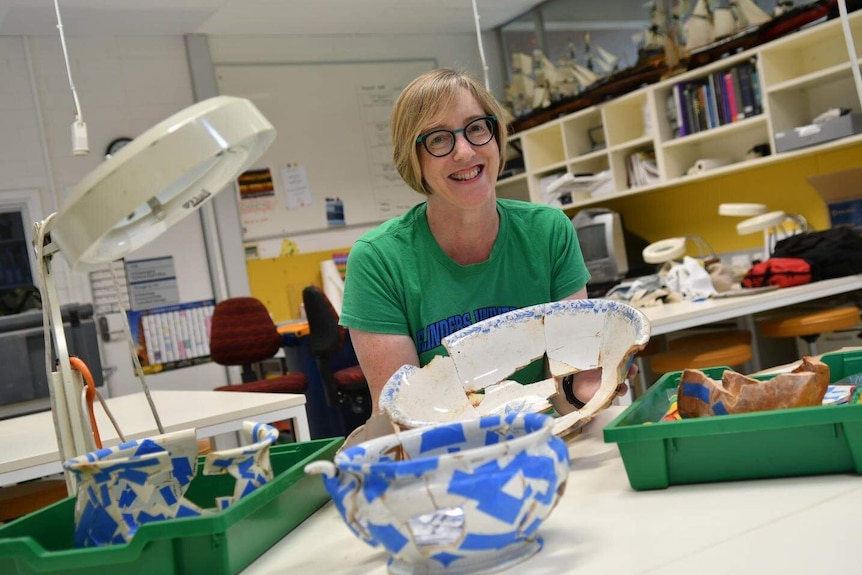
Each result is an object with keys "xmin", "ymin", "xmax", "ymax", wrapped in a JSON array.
[{"xmin": 499, "ymin": 10, "xmax": 862, "ymax": 212}]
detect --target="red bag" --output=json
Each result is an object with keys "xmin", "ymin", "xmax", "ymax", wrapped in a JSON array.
[{"xmin": 742, "ymin": 257, "xmax": 812, "ymax": 288}]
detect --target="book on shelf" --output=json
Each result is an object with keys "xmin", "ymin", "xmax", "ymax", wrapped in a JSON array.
[
  {"xmin": 707, "ymin": 73, "xmax": 724, "ymax": 126},
  {"xmin": 717, "ymin": 70, "xmax": 731, "ymax": 125},
  {"xmin": 724, "ymin": 70, "xmax": 740, "ymax": 123},
  {"xmin": 667, "ymin": 90, "xmax": 682, "ymax": 138},
  {"xmin": 684, "ymin": 83, "xmax": 703, "ymax": 137},
  {"xmin": 671, "ymin": 58, "xmax": 762, "ymax": 138},
  {"xmin": 730, "ymin": 66, "xmax": 746, "ymax": 121},
  {"xmin": 750, "ymin": 61, "xmax": 763, "ymax": 115},
  {"xmin": 626, "ymin": 150, "xmax": 659, "ymax": 189}
]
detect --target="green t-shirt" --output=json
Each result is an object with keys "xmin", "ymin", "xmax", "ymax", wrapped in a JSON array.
[{"xmin": 339, "ymin": 198, "xmax": 590, "ymax": 382}]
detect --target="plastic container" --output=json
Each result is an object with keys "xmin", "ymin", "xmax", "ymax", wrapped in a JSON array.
[
  {"xmin": 603, "ymin": 350, "xmax": 862, "ymax": 490},
  {"xmin": 0, "ymin": 437, "xmax": 342, "ymax": 575}
]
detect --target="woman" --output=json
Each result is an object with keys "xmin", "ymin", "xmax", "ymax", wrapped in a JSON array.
[{"xmin": 340, "ymin": 68, "xmax": 628, "ymax": 414}]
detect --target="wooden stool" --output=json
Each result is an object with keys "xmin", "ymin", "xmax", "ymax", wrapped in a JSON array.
[
  {"xmin": 649, "ymin": 330, "xmax": 753, "ymax": 375},
  {"xmin": 759, "ymin": 306, "xmax": 861, "ymax": 355}
]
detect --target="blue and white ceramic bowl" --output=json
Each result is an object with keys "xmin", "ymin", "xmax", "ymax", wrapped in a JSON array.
[
  {"xmin": 64, "ymin": 421, "xmax": 279, "ymax": 547},
  {"xmin": 306, "ymin": 412, "xmax": 569, "ymax": 575},
  {"xmin": 64, "ymin": 429, "xmax": 200, "ymax": 547}
]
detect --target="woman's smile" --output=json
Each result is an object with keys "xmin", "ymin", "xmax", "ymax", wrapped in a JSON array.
[{"xmin": 450, "ymin": 165, "xmax": 482, "ymax": 181}]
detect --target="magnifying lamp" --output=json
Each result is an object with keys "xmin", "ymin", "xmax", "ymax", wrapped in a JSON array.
[
  {"xmin": 642, "ymin": 235, "xmax": 715, "ymax": 264},
  {"xmin": 33, "ymin": 96, "xmax": 276, "ymax": 483},
  {"xmin": 727, "ymin": 205, "xmax": 811, "ymax": 258}
]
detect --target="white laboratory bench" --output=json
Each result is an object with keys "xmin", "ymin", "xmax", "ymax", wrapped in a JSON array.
[
  {"xmin": 242, "ymin": 407, "xmax": 862, "ymax": 575},
  {"xmin": 0, "ymin": 390, "xmax": 309, "ymax": 487}
]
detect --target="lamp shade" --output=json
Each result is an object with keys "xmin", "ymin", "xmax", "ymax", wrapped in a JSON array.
[
  {"xmin": 51, "ymin": 96, "xmax": 275, "ymax": 271},
  {"xmin": 736, "ymin": 210, "xmax": 787, "ymax": 235}
]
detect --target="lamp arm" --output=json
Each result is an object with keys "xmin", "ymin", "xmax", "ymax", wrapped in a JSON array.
[
  {"xmin": 35, "ymin": 216, "xmax": 96, "ymax": 492},
  {"xmin": 108, "ymin": 264, "xmax": 165, "ymax": 434}
]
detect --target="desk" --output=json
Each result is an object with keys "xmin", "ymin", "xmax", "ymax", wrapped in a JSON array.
[
  {"xmin": 640, "ymin": 275, "xmax": 862, "ymax": 336},
  {"xmin": 629, "ymin": 275, "xmax": 862, "ymax": 390},
  {"xmin": 0, "ymin": 390, "xmax": 309, "ymax": 488},
  {"xmin": 242, "ymin": 407, "xmax": 862, "ymax": 575}
]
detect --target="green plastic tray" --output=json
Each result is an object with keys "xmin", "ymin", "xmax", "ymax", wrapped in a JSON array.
[
  {"xmin": 0, "ymin": 437, "xmax": 343, "ymax": 575},
  {"xmin": 604, "ymin": 350, "xmax": 862, "ymax": 490}
]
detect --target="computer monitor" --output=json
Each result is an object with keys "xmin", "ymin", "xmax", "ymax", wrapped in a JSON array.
[{"xmin": 572, "ymin": 209, "xmax": 629, "ymax": 286}]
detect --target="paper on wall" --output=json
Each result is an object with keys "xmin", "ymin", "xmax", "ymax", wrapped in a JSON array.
[{"xmin": 281, "ymin": 163, "xmax": 313, "ymax": 209}]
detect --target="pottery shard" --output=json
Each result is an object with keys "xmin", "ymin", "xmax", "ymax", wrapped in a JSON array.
[{"xmin": 678, "ymin": 357, "xmax": 830, "ymax": 418}]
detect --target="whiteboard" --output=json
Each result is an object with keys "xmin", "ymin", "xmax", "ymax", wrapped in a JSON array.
[{"xmin": 215, "ymin": 60, "xmax": 435, "ymax": 241}]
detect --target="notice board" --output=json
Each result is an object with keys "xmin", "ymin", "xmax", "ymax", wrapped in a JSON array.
[{"xmin": 215, "ymin": 60, "xmax": 435, "ymax": 241}]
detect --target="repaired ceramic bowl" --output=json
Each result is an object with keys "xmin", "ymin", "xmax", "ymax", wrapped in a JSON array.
[
  {"xmin": 380, "ymin": 299, "xmax": 650, "ymax": 436},
  {"xmin": 64, "ymin": 421, "xmax": 279, "ymax": 547},
  {"xmin": 305, "ymin": 412, "xmax": 568, "ymax": 575},
  {"xmin": 201, "ymin": 420, "xmax": 280, "ymax": 510},
  {"xmin": 64, "ymin": 429, "xmax": 200, "ymax": 547}
]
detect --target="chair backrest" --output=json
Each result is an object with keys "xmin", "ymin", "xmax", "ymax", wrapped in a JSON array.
[
  {"xmin": 302, "ymin": 285, "xmax": 370, "ymax": 426},
  {"xmin": 302, "ymin": 286, "xmax": 345, "ymax": 357},
  {"xmin": 320, "ymin": 259, "xmax": 345, "ymax": 317},
  {"xmin": 209, "ymin": 297, "xmax": 281, "ymax": 367}
]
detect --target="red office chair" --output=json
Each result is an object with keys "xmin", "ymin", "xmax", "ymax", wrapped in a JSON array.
[
  {"xmin": 209, "ymin": 297, "xmax": 307, "ymax": 436},
  {"xmin": 302, "ymin": 286, "xmax": 371, "ymax": 431}
]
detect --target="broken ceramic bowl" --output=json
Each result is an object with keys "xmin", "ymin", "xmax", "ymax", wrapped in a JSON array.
[
  {"xmin": 64, "ymin": 421, "xmax": 279, "ymax": 547},
  {"xmin": 305, "ymin": 411, "xmax": 568, "ymax": 575},
  {"xmin": 380, "ymin": 299, "xmax": 650, "ymax": 436},
  {"xmin": 677, "ymin": 356, "xmax": 830, "ymax": 417}
]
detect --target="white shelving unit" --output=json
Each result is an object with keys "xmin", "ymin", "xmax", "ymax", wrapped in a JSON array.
[{"xmin": 499, "ymin": 10, "xmax": 862, "ymax": 209}]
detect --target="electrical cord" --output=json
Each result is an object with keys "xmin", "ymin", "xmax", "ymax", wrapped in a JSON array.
[
  {"xmin": 471, "ymin": 0, "xmax": 490, "ymax": 91},
  {"xmin": 68, "ymin": 356, "xmax": 128, "ymax": 449},
  {"xmin": 53, "ymin": 0, "xmax": 88, "ymax": 155}
]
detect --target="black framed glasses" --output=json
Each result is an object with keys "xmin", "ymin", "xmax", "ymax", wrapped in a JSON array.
[{"xmin": 416, "ymin": 115, "xmax": 497, "ymax": 157}]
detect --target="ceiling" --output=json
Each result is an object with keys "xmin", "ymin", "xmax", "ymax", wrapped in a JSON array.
[{"xmin": 0, "ymin": 0, "xmax": 547, "ymax": 36}]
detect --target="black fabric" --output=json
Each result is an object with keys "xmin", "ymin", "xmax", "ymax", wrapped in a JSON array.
[{"xmin": 771, "ymin": 227, "xmax": 862, "ymax": 281}]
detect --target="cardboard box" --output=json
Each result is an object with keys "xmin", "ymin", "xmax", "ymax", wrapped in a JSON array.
[
  {"xmin": 775, "ymin": 113, "xmax": 862, "ymax": 153},
  {"xmin": 807, "ymin": 166, "xmax": 862, "ymax": 233}
]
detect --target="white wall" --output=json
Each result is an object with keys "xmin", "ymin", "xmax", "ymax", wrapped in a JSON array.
[
  {"xmin": 1, "ymin": 29, "xmax": 504, "ymax": 397},
  {"xmin": 0, "ymin": 35, "xmax": 228, "ymax": 397},
  {"xmin": 208, "ymin": 30, "xmax": 503, "ymax": 256},
  {"xmin": 208, "ymin": 31, "xmax": 503, "ymax": 93}
]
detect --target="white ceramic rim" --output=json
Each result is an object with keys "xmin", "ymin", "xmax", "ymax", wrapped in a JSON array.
[
  {"xmin": 335, "ymin": 412, "xmax": 555, "ymax": 476},
  {"xmin": 380, "ymin": 299, "xmax": 650, "ymax": 429}
]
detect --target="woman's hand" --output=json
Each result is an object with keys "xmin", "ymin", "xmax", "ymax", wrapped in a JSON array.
[{"xmin": 553, "ymin": 362, "xmax": 638, "ymax": 415}]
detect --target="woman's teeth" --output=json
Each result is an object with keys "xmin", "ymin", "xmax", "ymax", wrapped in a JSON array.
[{"xmin": 452, "ymin": 166, "xmax": 481, "ymax": 181}]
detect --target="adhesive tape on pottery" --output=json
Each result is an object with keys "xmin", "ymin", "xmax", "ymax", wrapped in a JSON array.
[{"xmin": 305, "ymin": 412, "xmax": 569, "ymax": 575}]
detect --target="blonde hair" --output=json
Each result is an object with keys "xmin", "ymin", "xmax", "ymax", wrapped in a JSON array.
[{"xmin": 391, "ymin": 68, "xmax": 508, "ymax": 196}]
